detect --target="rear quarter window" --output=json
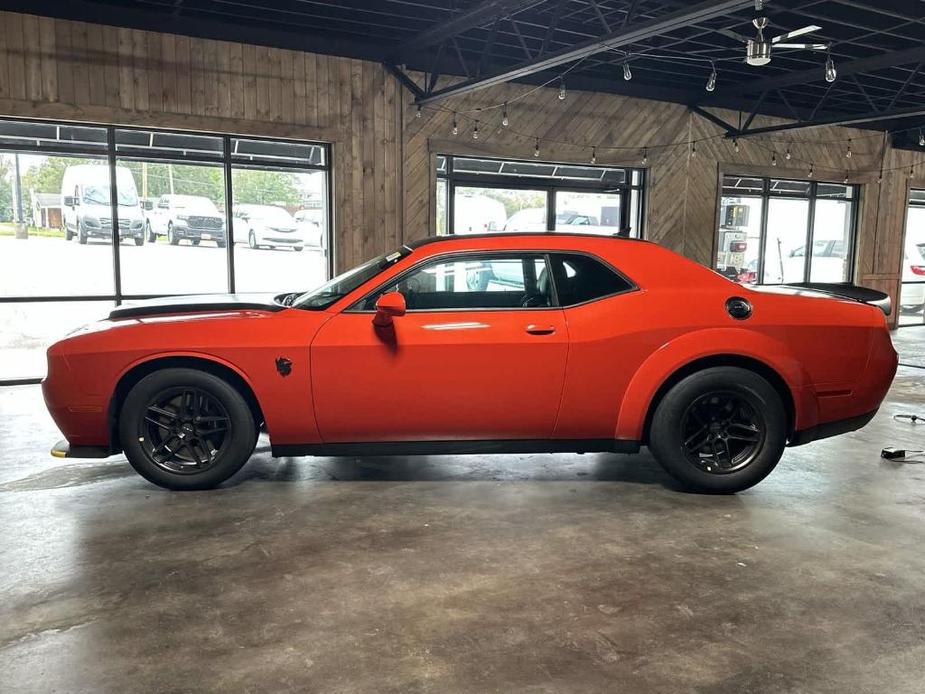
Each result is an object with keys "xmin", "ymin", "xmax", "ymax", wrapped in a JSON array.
[{"xmin": 550, "ymin": 253, "xmax": 634, "ymax": 306}]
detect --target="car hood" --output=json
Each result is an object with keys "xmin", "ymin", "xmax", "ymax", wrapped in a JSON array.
[{"xmin": 109, "ymin": 293, "xmax": 284, "ymax": 320}]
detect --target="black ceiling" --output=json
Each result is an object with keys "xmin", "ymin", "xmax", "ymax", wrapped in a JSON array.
[{"xmin": 6, "ymin": 0, "xmax": 925, "ymax": 147}]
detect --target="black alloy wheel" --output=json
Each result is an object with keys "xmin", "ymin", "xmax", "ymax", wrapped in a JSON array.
[
  {"xmin": 680, "ymin": 392, "xmax": 765, "ymax": 474},
  {"xmin": 140, "ymin": 386, "xmax": 231, "ymax": 475}
]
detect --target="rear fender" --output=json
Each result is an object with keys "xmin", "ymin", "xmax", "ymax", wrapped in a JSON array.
[{"xmin": 615, "ymin": 328, "xmax": 816, "ymax": 441}]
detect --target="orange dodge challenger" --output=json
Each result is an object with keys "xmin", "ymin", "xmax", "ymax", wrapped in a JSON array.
[{"xmin": 43, "ymin": 233, "xmax": 897, "ymax": 493}]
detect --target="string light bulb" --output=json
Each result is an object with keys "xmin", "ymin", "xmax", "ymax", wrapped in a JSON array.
[
  {"xmin": 558, "ymin": 79, "xmax": 567, "ymax": 100},
  {"xmin": 415, "ymin": 105, "xmax": 422, "ymax": 118},
  {"xmin": 501, "ymin": 104, "xmax": 509, "ymax": 127},
  {"xmin": 844, "ymin": 173, "xmax": 849, "ymax": 185},
  {"xmin": 534, "ymin": 138, "xmax": 540, "ymax": 158},
  {"xmin": 733, "ymin": 137, "xmax": 740, "ymax": 153},
  {"xmin": 591, "ymin": 146, "xmax": 597, "ymax": 165},
  {"xmin": 623, "ymin": 62, "xmax": 632, "ymax": 81},
  {"xmin": 919, "ymin": 130, "xmax": 925, "ymax": 147},
  {"xmin": 824, "ymin": 51, "xmax": 837, "ymax": 83},
  {"xmin": 846, "ymin": 139, "xmax": 852, "ymax": 158},
  {"xmin": 771, "ymin": 151, "xmax": 777, "ymax": 166},
  {"xmin": 642, "ymin": 148, "xmax": 648, "ymax": 166},
  {"xmin": 690, "ymin": 141, "xmax": 696, "ymax": 158},
  {"xmin": 808, "ymin": 162, "xmax": 815, "ymax": 178},
  {"xmin": 472, "ymin": 120, "xmax": 479, "ymax": 140},
  {"xmin": 910, "ymin": 166, "xmax": 916, "ymax": 179},
  {"xmin": 785, "ymin": 147, "xmax": 792, "ymax": 160},
  {"xmin": 452, "ymin": 114, "xmax": 458, "ymax": 136},
  {"xmin": 705, "ymin": 63, "xmax": 717, "ymax": 92}
]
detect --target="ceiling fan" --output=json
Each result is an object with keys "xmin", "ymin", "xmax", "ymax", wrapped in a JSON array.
[{"xmin": 718, "ymin": 0, "xmax": 829, "ymax": 67}]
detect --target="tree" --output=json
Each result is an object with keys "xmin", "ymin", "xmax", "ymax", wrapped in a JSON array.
[
  {"xmin": 21, "ymin": 156, "xmax": 77, "ymax": 195},
  {"xmin": 231, "ymin": 169, "xmax": 302, "ymax": 206}
]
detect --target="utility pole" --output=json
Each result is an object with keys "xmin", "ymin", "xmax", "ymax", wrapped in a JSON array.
[{"xmin": 13, "ymin": 153, "xmax": 27, "ymax": 239}]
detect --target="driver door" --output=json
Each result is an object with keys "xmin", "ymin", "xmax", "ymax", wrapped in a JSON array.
[{"xmin": 310, "ymin": 252, "xmax": 569, "ymax": 442}]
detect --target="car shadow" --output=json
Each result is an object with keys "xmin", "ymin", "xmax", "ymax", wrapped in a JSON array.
[{"xmin": 222, "ymin": 442, "xmax": 682, "ymax": 490}]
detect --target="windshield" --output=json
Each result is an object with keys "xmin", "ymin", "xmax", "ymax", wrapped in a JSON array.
[
  {"xmin": 175, "ymin": 196, "xmax": 220, "ymax": 215},
  {"xmin": 291, "ymin": 246, "xmax": 412, "ymax": 309},
  {"xmin": 84, "ymin": 185, "xmax": 139, "ymax": 206},
  {"xmin": 249, "ymin": 206, "xmax": 294, "ymax": 225}
]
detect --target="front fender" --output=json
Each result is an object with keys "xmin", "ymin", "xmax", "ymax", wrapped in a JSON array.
[{"xmin": 614, "ymin": 328, "xmax": 817, "ymax": 441}]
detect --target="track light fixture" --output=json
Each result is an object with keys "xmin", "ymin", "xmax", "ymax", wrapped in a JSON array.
[
  {"xmin": 558, "ymin": 79, "xmax": 567, "ymax": 100},
  {"xmin": 825, "ymin": 51, "xmax": 837, "ymax": 83},
  {"xmin": 706, "ymin": 63, "xmax": 717, "ymax": 92},
  {"xmin": 623, "ymin": 63, "xmax": 632, "ymax": 81}
]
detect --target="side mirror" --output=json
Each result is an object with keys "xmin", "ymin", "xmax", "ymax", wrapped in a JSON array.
[
  {"xmin": 63, "ymin": 195, "xmax": 77, "ymax": 208},
  {"xmin": 373, "ymin": 291, "xmax": 406, "ymax": 327}
]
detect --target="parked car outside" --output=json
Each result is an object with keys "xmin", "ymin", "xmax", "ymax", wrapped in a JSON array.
[
  {"xmin": 293, "ymin": 210, "xmax": 325, "ymax": 249},
  {"xmin": 61, "ymin": 164, "xmax": 145, "ymax": 245},
  {"xmin": 145, "ymin": 194, "xmax": 226, "ymax": 247},
  {"xmin": 900, "ymin": 234, "xmax": 925, "ymax": 313},
  {"xmin": 232, "ymin": 204, "xmax": 305, "ymax": 251}
]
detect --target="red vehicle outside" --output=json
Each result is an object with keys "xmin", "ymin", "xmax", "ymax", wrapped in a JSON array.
[{"xmin": 43, "ymin": 233, "xmax": 897, "ymax": 493}]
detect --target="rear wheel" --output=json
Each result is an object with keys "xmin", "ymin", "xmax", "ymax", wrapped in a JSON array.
[
  {"xmin": 146, "ymin": 222, "xmax": 156, "ymax": 243},
  {"xmin": 648, "ymin": 367, "xmax": 786, "ymax": 493},
  {"xmin": 248, "ymin": 231, "xmax": 258, "ymax": 249},
  {"xmin": 133, "ymin": 236, "xmax": 144, "ymax": 246},
  {"xmin": 65, "ymin": 225, "xmax": 74, "ymax": 241},
  {"xmin": 118, "ymin": 368, "xmax": 258, "ymax": 490},
  {"xmin": 191, "ymin": 239, "xmax": 201, "ymax": 246},
  {"xmin": 167, "ymin": 223, "xmax": 179, "ymax": 245},
  {"xmin": 78, "ymin": 220, "xmax": 88, "ymax": 245}
]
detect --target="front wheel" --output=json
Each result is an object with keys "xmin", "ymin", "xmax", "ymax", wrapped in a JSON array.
[
  {"xmin": 648, "ymin": 367, "xmax": 786, "ymax": 493},
  {"xmin": 65, "ymin": 225, "xmax": 74, "ymax": 241},
  {"xmin": 167, "ymin": 223, "xmax": 179, "ymax": 245},
  {"xmin": 118, "ymin": 368, "xmax": 258, "ymax": 490},
  {"xmin": 146, "ymin": 222, "xmax": 156, "ymax": 243},
  {"xmin": 78, "ymin": 221, "xmax": 88, "ymax": 245},
  {"xmin": 248, "ymin": 231, "xmax": 258, "ymax": 249},
  {"xmin": 134, "ymin": 236, "xmax": 144, "ymax": 246}
]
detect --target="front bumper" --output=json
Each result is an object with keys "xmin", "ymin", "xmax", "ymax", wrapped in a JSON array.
[
  {"xmin": 51, "ymin": 439, "xmax": 113, "ymax": 459},
  {"xmin": 174, "ymin": 224, "xmax": 226, "ymax": 242}
]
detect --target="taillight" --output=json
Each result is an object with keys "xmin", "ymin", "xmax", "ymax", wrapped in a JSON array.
[
  {"xmin": 911, "ymin": 265, "xmax": 925, "ymax": 276},
  {"xmin": 730, "ymin": 241, "xmax": 747, "ymax": 252}
]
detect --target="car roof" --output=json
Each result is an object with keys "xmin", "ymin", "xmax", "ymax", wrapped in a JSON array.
[{"xmin": 407, "ymin": 232, "xmax": 646, "ymax": 249}]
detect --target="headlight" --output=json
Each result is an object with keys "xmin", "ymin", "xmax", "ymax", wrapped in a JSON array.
[
  {"xmin": 83, "ymin": 216, "xmax": 99, "ymax": 227},
  {"xmin": 176, "ymin": 214, "xmax": 189, "ymax": 221}
]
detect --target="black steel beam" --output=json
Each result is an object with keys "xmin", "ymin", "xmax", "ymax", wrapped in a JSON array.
[
  {"xmin": 390, "ymin": 0, "xmax": 541, "ymax": 62},
  {"xmin": 734, "ymin": 104, "xmax": 925, "ymax": 138},
  {"xmin": 414, "ymin": 0, "xmax": 754, "ymax": 106},
  {"xmin": 688, "ymin": 105, "xmax": 738, "ymax": 134},
  {"xmin": 384, "ymin": 63, "xmax": 426, "ymax": 99}
]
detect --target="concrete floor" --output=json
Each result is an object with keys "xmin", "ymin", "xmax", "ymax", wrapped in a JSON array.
[{"xmin": 3, "ymin": 335, "xmax": 925, "ymax": 693}]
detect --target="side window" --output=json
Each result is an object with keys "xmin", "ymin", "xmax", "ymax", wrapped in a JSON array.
[
  {"xmin": 361, "ymin": 255, "xmax": 552, "ymax": 311},
  {"xmin": 550, "ymin": 253, "xmax": 633, "ymax": 306}
]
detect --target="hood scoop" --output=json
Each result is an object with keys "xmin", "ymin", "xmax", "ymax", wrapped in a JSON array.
[{"xmin": 109, "ymin": 294, "xmax": 284, "ymax": 320}]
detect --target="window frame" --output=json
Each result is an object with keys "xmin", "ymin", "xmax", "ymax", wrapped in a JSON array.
[
  {"xmin": 897, "ymin": 187, "xmax": 925, "ymax": 328},
  {"xmin": 347, "ymin": 249, "xmax": 637, "ymax": 313},
  {"xmin": 436, "ymin": 154, "xmax": 647, "ymax": 239},
  {"xmin": 716, "ymin": 173, "xmax": 859, "ymax": 285},
  {"xmin": 0, "ymin": 115, "xmax": 333, "ymax": 385}
]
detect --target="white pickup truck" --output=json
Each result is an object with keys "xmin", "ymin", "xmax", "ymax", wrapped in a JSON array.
[{"xmin": 144, "ymin": 194, "xmax": 226, "ymax": 247}]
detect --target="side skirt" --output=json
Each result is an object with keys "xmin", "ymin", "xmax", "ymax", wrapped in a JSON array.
[{"xmin": 271, "ymin": 439, "xmax": 641, "ymax": 458}]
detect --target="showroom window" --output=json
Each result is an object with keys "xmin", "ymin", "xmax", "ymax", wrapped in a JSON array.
[
  {"xmin": 435, "ymin": 155, "xmax": 646, "ymax": 238},
  {"xmin": 898, "ymin": 188, "xmax": 925, "ymax": 327},
  {"xmin": 715, "ymin": 175, "xmax": 858, "ymax": 285},
  {"xmin": 0, "ymin": 117, "xmax": 331, "ymax": 384}
]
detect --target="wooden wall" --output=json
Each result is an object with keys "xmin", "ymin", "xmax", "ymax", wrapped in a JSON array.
[
  {"xmin": 0, "ymin": 10, "xmax": 917, "ymax": 323},
  {"xmin": 0, "ymin": 10, "xmax": 401, "ymax": 271}
]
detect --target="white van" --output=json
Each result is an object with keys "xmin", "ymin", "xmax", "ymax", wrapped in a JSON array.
[{"xmin": 61, "ymin": 164, "xmax": 146, "ymax": 245}]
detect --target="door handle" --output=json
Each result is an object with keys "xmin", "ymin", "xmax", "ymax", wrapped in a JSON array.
[{"xmin": 526, "ymin": 324, "xmax": 556, "ymax": 335}]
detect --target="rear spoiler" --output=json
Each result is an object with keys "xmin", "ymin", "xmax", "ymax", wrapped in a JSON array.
[{"xmin": 784, "ymin": 282, "xmax": 891, "ymax": 316}]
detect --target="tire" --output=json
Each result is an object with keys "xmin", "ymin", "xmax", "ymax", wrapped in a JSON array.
[
  {"xmin": 134, "ymin": 236, "xmax": 144, "ymax": 246},
  {"xmin": 65, "ymin": 225, "xmax": 74, "ymax": 241},
  {"xmin": 293, "ymin": 246, "xmax": 303, "ymax": 252},
  {"xmin": 217, "ymin": 241, "xmax": 227, "ymax": 248},
  {"xmin": 248, "ymin": 231, "xmax": 258, "ymax": 249},
  {"xmin": 146, "ymin": 222, "xmax": 156, "ymax": 243},
  {"xmin": 191, "ymin": 239, "xmax": 201, "ymax": 246},
  {"xmin": 118, "ymin": 368, "xmax": 258, "ymax": 491},
  {"xmin": 648, "ymin": 367, "xmax": 786, "ymax": 494},
  {"xmin": 167, "ymin": 223, "xmax": 179, "ymax": 245},
  {"xmin": 78, "ymin": 220, "xmax": 88, "ymax": 245}
]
